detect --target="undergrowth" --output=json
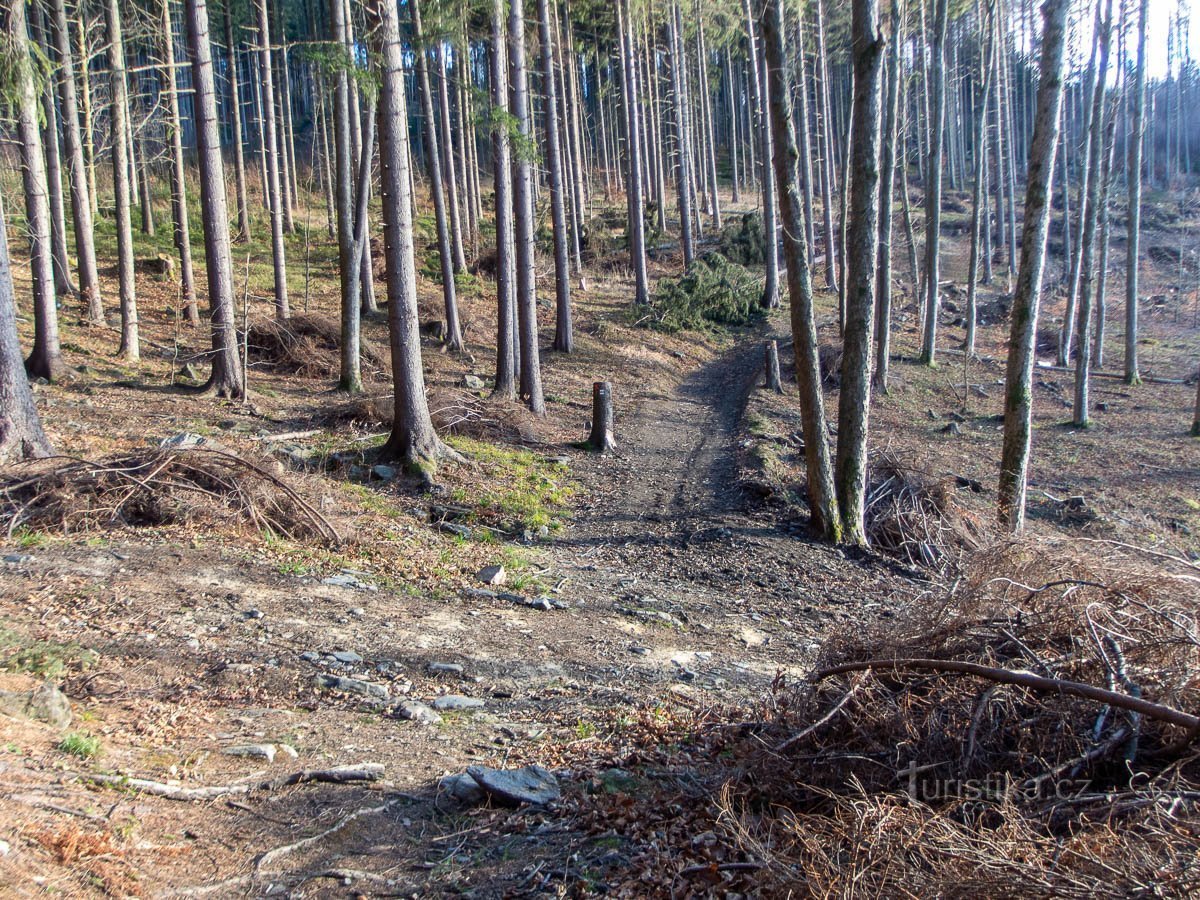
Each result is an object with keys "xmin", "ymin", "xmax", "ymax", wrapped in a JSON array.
[{"xmin": 637, "ymin": 254, "xmax": 764, "ymax": 334}]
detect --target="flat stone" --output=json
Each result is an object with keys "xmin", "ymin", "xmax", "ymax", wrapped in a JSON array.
[
  {"xmin": 299, "ymin": 651, "xmax": 320, "ymax": 663},
  {"xmin": 314, "ymin": 674, "xmax": 389, "ymax": 701},
  {"xmin": 371, "ymin": 464, "xmax": 397, "ymax": 481},
  {"xmin": 2, "ymin": 554, "xmax": 32, "ymax": 564},
  {"xmin": 466, "ymin": 764, "xmax": 560, "ymax": 806},
  {"xmin": 397, "ymin": 701, "xmax": 442, "ymax": 725},
  {"xmin": 439, "ymin": 522, "xmax": 472, "ymax": 539},
  {"xmin": 477, "ymin": 565, "xmax": 506, "ymax": 586},
  {"xmin": 277, "ymin": 743, "xmax": 299, "ymax": 759},
  {"xmin": 0, "ymin": 681, "xmax": 72, "ymax": 728},
  {"xmin": 159, "ymin": 432, "xmax": 207, "ymax": 450},
  {"xmin": 440, "ymin": 772, "xmax": 484, "ymax": 803},
  {"xmin": 462, "ymin": 374, "xmax": 486, "ymax": 390},
  {"xmin": 500, "ymin": 592, "xmax": 567, "ymax": 611},
  {"xmin": 224, "ymin": 743, "xmax": 276, "ymax": 763},
  {"xmin": 427, "ymin": 662, "xmax": 464, "ymax": 676},
  {"xmin": 331, "ymin": 651, "xmax": 363, "ymax": 664},
  {"xmin": 242, "ymin": 609, "xmax": 264, "ymax": 620},
  {"xmin": 322, "ymin": 573, "xmax": 377, "ymax": 591},
  {"xmin": 431, "ymin": 695, "xmax": 484, "ymax": 712}
]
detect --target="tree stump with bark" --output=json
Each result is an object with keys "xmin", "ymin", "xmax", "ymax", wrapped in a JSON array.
[
  {"xmin": 764, "ymin": 340, "xmax": 783, "ymax": 393},
  {"xmin": 588, "ymin": 381, "xmax": 616, "ymax": 452}
]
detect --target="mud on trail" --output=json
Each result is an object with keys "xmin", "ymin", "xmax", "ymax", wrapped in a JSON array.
[{"xmin": 0, "ymin": 322, "xmax": 912, "ymax": 897}]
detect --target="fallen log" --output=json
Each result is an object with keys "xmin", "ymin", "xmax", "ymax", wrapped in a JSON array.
[{"xmin": 83, "ymin": 763, "xmax": 385, "ymax": 801}]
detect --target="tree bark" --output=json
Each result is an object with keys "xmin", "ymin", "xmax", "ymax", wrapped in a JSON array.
[
  {"xmin": 668, "ymin": 4, "xmax": 696, "ymax": 266},
  {"xmin": 161, "ymin": 0, "xmax": 199, "ymax": 326},
  {"xmin": 919, "ymin": 0, "xmax": 949, "ymax": 365},
  {"xmin": 588, "ymin": 381, "xmax": 616, "ymax": 452},
  {"xmin": 965, "ymin": 5, "xmax": 997, "ymax": 359},
  {"xmin": 872, "ymin": 0, "xmax": 901, "ymax": 392},
  {"xmin": 105, "ymin": 0, "xmax": 139, "ymax": 362},
  {"xmin": 538, "ymin": 0, "xmax": 573, "ymax": 354},
  {"xmin": 183, "ymin": 0, "xmax": 244, "ymax": 399},
  {"xmin": 491, "ymin": 0, "xmax": 517, "ymax": 399},
  {"xmin": 744, "ymin": 0, "xmax": 778, "ymax": 308},
  {"xmin": 331, "ymin": 0, "xmax": 361, "ymax": 393},
  {"xmin": 618, "ymin": 0, "xmax": 650, "ymax": 305},
  {"xmin": 256, "ymin": 0, "xmax": 290, "ymax": 319},
  {"xmin": 436, "ymin": 42, "xmax": 468, "ymax": 273},
  {"xmin": 760, "ymin": 0, "xmax": 840, "ymax": 542},
  {"xmin": 224, "ymin": 2, "xmax": 252, "ymax": 241},
  {"xmin": 997, "ymin": 0, "xmax": 1071, "ymax": 532},
  {"xmin": 1125, "ymin": 0, "xmax": 1149, "ymax": 385}
]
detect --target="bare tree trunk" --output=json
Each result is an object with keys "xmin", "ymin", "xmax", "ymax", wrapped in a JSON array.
[
  {"xmin": 538, "ymin": 0, "xmax": 573, "ymax": 353},
  {"xmin": 161, "ymin": 0, "xmax": 199, "ymax": 326},
  {"xmin": 834, "ymin": 0, "xmax": 885, "ymax": 546},
  {"xmin": 965, "ymin": 7, "xmax": 996, "ymax": 359},
  {"xmin": 618, "ymin": 0, "xmax": 650, "ymax": 305},
  {"xmin": 331, "ymin": 0, "xmax": 361, "ymax": 393},
  {"xmin": 668, "ymin": 4, "xmax": 696, "ymax": 266},
  {"xmin": 411, "ymin": 0, "xmax": 464, "ymax": 354},
  {"xmin": 436, "ymin": 42, "xmax": 468, "ymax": 274},
  {"xmin": 49, "ymin": 0, "xmax": 103, "ymax": 323},
  {"xmin": 695, "ymin": 0, "xmax": 720, "ymax": 230},
  {"xmin": 135, "ymin": 125, "xmax": 155, "ymax": 238},
  {"xmin": 760, "ymin": 0, "xmax": 840, "ymax": 543},
  {"xmin": 1125, "ymin": 0, "xmax": 1149, "ymax": 385},
  {"xmin": 366, "ymin": 0, "xmax": 458, "ymax": 471},
  {"xmin": 491, "ymin": 0, "xmax": 517, "ymax": 399},
  {"xmin": 76, "ymin": 10, "xmax": 98, "ymax": 220},
  {"xmin": 0, "ymin": 203, "xmax": 51, "ymax": 464},
  {"xmin": 794, "ymin": 4, "xmax": 816, "ymax": 257},
  {"xmin": 183, "ymin": 0, "xmax": 244, "ymax": 398},
  {"xmin": 257, "ymin": 0, "xmax": 289, "ymax": 319},
  {"xmin": 224, "ymin": 2, "xmax": 251, "ymax": 241},
  {"xmin": 510, "ymin": 0, "xmax": 546, "ymax": 415},
  {"xmin": 814, "ymin": 0, "xmax": 838, "ymax": 291},
  {"xmin": 997, "ymin": 0, "xmax": 1070, "ymax": 532},
  {"xmin": 919, "ymin": 0, "xmax": 949, "ymax": 365},
  {"xmin": 105, "ymin": 0, "xmax": 139, "ymax": 362},
  {"xmin": 873, "ymin": 0, "xmax": 902, "ymax": 393},
  {"xmin": 744, "ymin": 0, "xmax": 778, "ymax": 307}
]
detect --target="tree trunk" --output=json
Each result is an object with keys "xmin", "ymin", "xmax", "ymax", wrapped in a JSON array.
[
  {"xmin": 760, "ymin": 0, "xmax": 840, "ymax": 542},
  {"xmin": 257, "ymin": 0, "xmax": 289, "ymax": 319},
  {"xmin": 49, "ymin": 0, "xmax": 103, "ymax": 324},
  {"xmin": 5, "ymin": 0, "xmax": 64, "ymax": 381},
  {"xmin": 669, "ymin": 5, "xmax": 696, "ymax": 266},
  {"xmin": 161, "ymin": 0, "xmax": 199, "ymax": 326},
  {"xmin": 510, "ymin": 0, "xmax": 546, "ymax": 415},
  {"xmin": 331, "ymin": 0, "xmax": 361, "ymax": 393},
  {"xmin": 0, "ymin": 201, "xmax": 52, "ymax": 464},
  {"xmin": 814, "ymin": 0, "xmax": 838, "ymax": 292},
  {"xmin": 1125, "ymin": 0, "xmax": 1149, "ymax": 385},
  {"xmin": 224, "ymin": 2, "xmax": 252, "ymax": 241},
  {"xmin": 744, "ymin": 0, "xmax": 778, "ymax": 307},
  {"xmin": 919, "ymin": 0, "xmax": 949, "ymax": 365},
  {"xmin": 588, "ymin": 381, "xmax": 616, "ymax": 452},
  {"xmin": 436, "ymin": 42, "xmax": 468, "ymax": 274},
  {"xmin": 366, "ymin": 0, "xmax": 457, "ymax": 471},
  {"xmin": 183, "ymin": 0, "xmax": 244, "ymax": 399},
  {"xmin": 873, "ymin": 0, "xmax": 902, "ymax": 393},
  {"xmin": 105, "ymin": 0, "xmax": 139, "ymax": 362},
  {"xmin": 965, "ymin": 7, "xmax": 996, "ymax": 359},
  {"xmin": 997, "ymin": 0, "xmax": 1070, "ymax": 532},
  {"xmin": 411, "ymin": 0, "xmax": 464, "ymax": 354},
  {"xmin": 491, "ymin": 0, "xmax": 517, "ymax": 399},
  {"xmin": 619, "ymin": 0, "xmax": 650, "ymax": 305},
  {"xmin": 538, "ymin": 0, "xmax": 573, "ymax": 353}
]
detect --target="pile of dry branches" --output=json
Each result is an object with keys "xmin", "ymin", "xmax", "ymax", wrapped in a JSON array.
[
  {"xmin": 246, "ymin": 315, "xmax": 385, "ymax": 379},
  {"xmin": 1, "ymin": 448, "xmax": 339, "ymax": 543}
]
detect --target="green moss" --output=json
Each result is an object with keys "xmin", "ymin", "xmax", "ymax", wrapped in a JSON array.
[{"xmin": 444, "ymin": 437, "xmax": 575, "ymax": 531}]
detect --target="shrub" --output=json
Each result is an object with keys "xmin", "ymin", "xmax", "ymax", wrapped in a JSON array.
[
  {"xmin": 639, "ymin": 254, "xmax": 765, "ymax": 334},
  {"xmin": 716, "ymin": 212, "xmax": 768, "ymax": 266}
]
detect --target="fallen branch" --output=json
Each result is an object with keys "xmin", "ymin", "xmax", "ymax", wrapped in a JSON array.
[
  {"xmin": 774, "ymin": 676, "xmax": 864, "ymax": 753},
  {"xmin": 811, "ymin": 659, "xmax": 1199, "ymax": 731},
  {"xmin": 256, "ymin": 799, "xmax": 398, "ymax": 870},
  {"xmin": 84, "ymin": 763, "xmax": 385, "ymax": 801}
]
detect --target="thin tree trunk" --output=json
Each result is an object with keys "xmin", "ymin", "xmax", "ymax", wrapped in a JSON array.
[
  {"xmin": 31, "ymin": 4, "xmax": 75, "ymax": 301},
  {"xmin": 105, "ymin": 0, "xmax": 139, "ymax": 362},
  {"xmin": 761, "ymin": 0, "xmax": 840, "ymax": 542},
  {"xmin": 965, "ymin": 6, "xmax": 996, "ymax": 359},
  {"xmin": 76, "ymin": 9, "xmax": 98, "ymax": 220},
  {"xmin": 1125, "ymin": 0, "xmax": 1149, "ymax": 384},
  {"xmin": 436, "ymin": 42, "xmax": 468, "ymax": 273},
  {"xmin": 814, "ymin": 0, "xmax": 838, "ymax": 291},
  {"xmin": 919, "ymin": 0, "xmax": 949, "ymax": 365},
  {"xmin": 49, "ymin": 0, "xmax": 103, "ymax": 323},
  {"xmin": 619, "ymin": 0, "xmax": 650, "ymax": 305},
  {"xmin": 161, "ymin": 0, "xmax": 199, "ymax": 326},
  {"xmin": 669, "ymin": 4, "xmax": 696, "ymax": 265},
  {"xmin": 257, "ymin": 0, "xmax": 290, "ymax": 319},
  {"xmin": 331, "ymin": 0, "xmax": 361, "ymax": 393},
  {"xmin": 224, "ymin": 2, "xmax": 251, "ymax": 240},
  {"xmin": 873, "ymin": 0, "xmax": 902, "ymax": 392},
  {"xmin": 695, "ymin": 0, "xmax": 720, "ymax": 230},
  {"xmin": 491, "ymin": 0, "xmax": 517, "ymax": 399},
  {"xmin": 997, "ymin": 0, "xmax": 1070, "ymax": 532},
  {"xmin": 539, "ymin": 0, "xmax": 573, "ymax": 353}
]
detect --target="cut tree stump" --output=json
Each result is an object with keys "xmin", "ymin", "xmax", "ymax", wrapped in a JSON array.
[
  {"xmin": 765, "ymin": 340, "xmax": 783, "ymax": 393},
  {"xmin": 587, "ymin": 381, "xmax": 616, "ymax": 452}
]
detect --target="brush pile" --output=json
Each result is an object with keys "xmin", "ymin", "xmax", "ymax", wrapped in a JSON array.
[
  {"xmin": 1, "ymin": 448, "xmax": 339, "ymax": 543},
  {"xmin": 640, "ymin": 254, "xmax": 764, "ymax": 334},
  {"xmin": 245, "ymin": 314, "xmax": 385, "ymax": 379}
]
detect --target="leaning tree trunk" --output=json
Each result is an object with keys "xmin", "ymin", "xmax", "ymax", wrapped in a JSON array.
[
  {"xmin": 872, "ymin": 0, "xmax": 902, "ymax": 392},
  {"xmin": 760, "ymin": 0, "xmax": 840, "ymax": 543},
  {"xmin": 256, "ymin": 0, "xmax": 289, "ymax": 319},
  {"xmin": 183, "ymin": 0, "xmax": 245, "ymax": 398},
  {"xmin": 919, "ymin": 0, "xmax": 949, "ymax": 366},
  {"xmin": 538, "ymin": 0, "xmax": 573, "ymax": 353},
  {"xmin": 105, "ymin": 0, "xmax": 139, "ymax": 362},
  {"xmin": 0, "ymin": 202, "xmax": 52, "ymax": 464},
  {"xmin": 223, "ymin": 2, "xmax": 251, "ymax": 241},
  {"xmin": 331, "ymin": 0, "xmax": 361, "ymax": 393},
  {"xmin": 491, "ymin": 0, "xmax": 517, "ymax": 399},
  {"xmin": 161, "ymin": 0, "xmax": 199, "ymax": 326},
  {"xmin": 834, "ymin": 0, "xmax": 885, "ymax": 547},
  {"xmin": 997, "ymin": 0, "xmax": 1071, "ymax": 532},
  {"xmin": 619, "ymin": 0, "xmax": 650, "ymax": 305},
  {"xmin": 5, "ymin": 0, "xmax": 64, "ymax": 381},
  {"xmin": 49, "ymin": 0, "xmax": 103, "ymax": 323},
  {"xmin": 1125, "ymin": 0, "xmax": 1149, "ymax": 385},
  {"xmin": 366, "ymin": 0, "xmax": 459, "ymax": 471},
  {"xmin": 510, "ymin": 0, "xmax": 546, "ymax": 415}
]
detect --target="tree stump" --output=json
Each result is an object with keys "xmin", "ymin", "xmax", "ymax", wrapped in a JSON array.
[
  {"xmin": 764, "ymin": 340, "xmax": 783, "ymax": 393},
  {"xmin": 587, "ymin": 381, "xmax": 616, "ymax": 452}
]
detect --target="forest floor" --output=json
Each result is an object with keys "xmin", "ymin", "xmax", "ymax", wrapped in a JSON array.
[{"xmin": 2, "ymin": 183, "xmax": 1200, "ymax": 896}]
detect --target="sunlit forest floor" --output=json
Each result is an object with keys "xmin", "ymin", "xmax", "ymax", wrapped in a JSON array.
[{"xmin": 2, "ymin": 171, "xmax": 1199, "ymax": 895}]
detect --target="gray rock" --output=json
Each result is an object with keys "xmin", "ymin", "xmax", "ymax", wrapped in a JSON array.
[
  {"xmin": 242, "ymin": 609, "xmax": 264, "ymax": 620},
  {"xmin": 159, "ymin": 432, "xmax": 207, "ymax": 450},
  {"xmin": 223, "ymin": 743, "xmax": 276, "ymax": 763},
  {"xmin": 477, "ymin": 565, "xmax": 506, "ymax": 586},
  {"xmin": 462, "ymin": 374, "xmax": 486, "ymax": 391},
  {"xmin": 439, "ymin": 522, "xmax": 472, "ymax": 539},
  {"xmin": 177, "ymin": 363, "xmax": 201, "ymax": 381},
  {"xmin": 371, "ymin": 464, "xmax": 397, "ymax": 481},
  {"xmin": 397, "ymin": 701, "xmax": 442, "ymax": 725},
  {"xmin": 0, "ymin": 681, "xmax": 73, "ymax": 728},
  {"xmin": 3, "ymin": 554, "xmax": 32, "ymax": 564},
  {"xmin": 314, "ymin": 674, "xmax": 389, "ymax": 701},
  {"xmin": 331, "ymin": 651, "xmax": 363, "ymax": 664},
  {"xmin": 500, "ymin": 592, "xmax": 567, "ymax": 611},
  {"xmin": 431, "ymin": 695, "xmax": 484, "ymax": 712},
  {"xmin": 440, "ymin": 772, "xmax": 484, "ymax": 803},
  {"xmin": 466, "ymin": 764, "xmax": 560, "ymax": 806},
  {"xmin": 299, "ymin": 651, "xmax": 320, "ymax": 662},
  {"xmin": 427, "ymin": 662, "xmax": 464, "ymax": 676},
  {"xmin": 322, "ymin": 573, "xmax": 377, "ymax": 591}
]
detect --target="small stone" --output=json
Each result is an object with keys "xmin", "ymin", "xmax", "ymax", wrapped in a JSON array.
[
  {"xmin": 462, "ymin": 374, "xmax": 486, "ymax": 390},
  {"xmin": 466, "ymin": 764, "xmax": 560, "ymax": 806},
  {"xmin": 0, "ymin": 839, "xmax": 10, "ymax": 856},
  {"xmin": 941, "ymin": 421, "xmax": 961, "ymax": 436},
  {"xmin": 322, "ymin": 573, "xmax": 377, "ymax": 591},
  {"xmin": 242, "ymin": 609, "xmax": 264, "ymax": 620},
  {"xmin": 371, "ymin": 464, "xmax": 397, "ymax": 481},
  {"xmin": 223, "ymin": 743, "xmax": 276, "ymax": 763},
  {"xmin": 177, "ymin": 363, "xmax": 201, "ymax": 381},
  {"xmin": 299, "ymin": 651, "xmax": 320, "ymax": 663},
  {"xmin": 277, "ymin": 743, "xmax": 299, "ymax": 760},
  {"xmin": 349, "ymin": 607, "xmax": 365, "ymax": 617},
  {"xmin": 314, "ymin": 674, "xmax": 389, "ymax": 701},
  {"xmin": 440, "ymin": 772, "xmax": 484, "ymax": 803},
  {"xmin": 398, "ymin": 701, "xmax": 442, "ymax": 725},
  {"xmin": 159, "ymin": 432, "xmax": 207, "ymax": 450},
  {"xmin": 17, "ymin": 682, "xmax": 73, "ymax": 728},
  {"xmin": 3, "ymin": 554, "xmax": 32, "ymax": 564},
  {"xmin": 439, "ymin": 522, "xmax": 472, "ymax": 539},
  {"xmin": 477, "ymin": 565, "xmax": 506, "ymax": 586},
  {"xmin": 431, "ymin": 695, "xmax": 484, "ymax": 712},
  {"xmin": 331, "ymin": 651, "xmax": 363, "ymax": 664},
  {"xmin": 186, "ymin": 638, "xmax": 201, "ymax": 651},
  {"xmin": 428, "ymin": 662, "xmax": 464, "ymax": 675}
]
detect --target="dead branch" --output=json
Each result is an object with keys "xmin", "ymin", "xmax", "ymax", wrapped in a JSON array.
[
  {"xmin": 83, "ymin": 763, "xmax": 385, "ymax": 801},
  {"xmin": 812, "ymin": 658, "xmax": 1200, "ymax": 731}
]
